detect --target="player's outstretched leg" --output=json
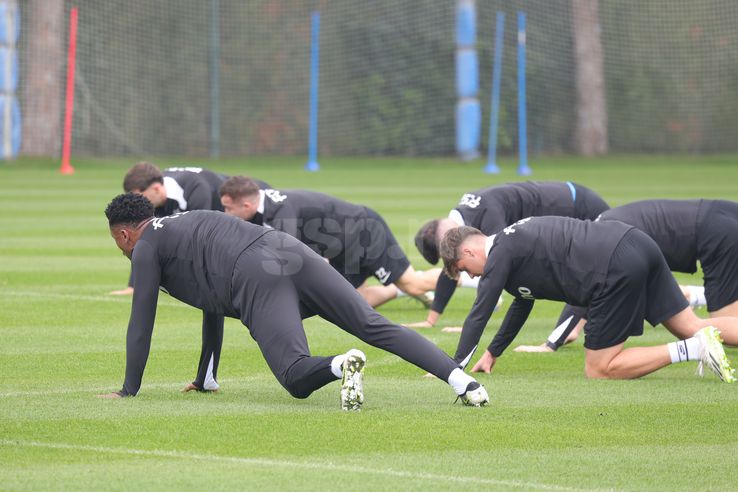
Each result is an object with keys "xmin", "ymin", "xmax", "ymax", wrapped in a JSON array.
[{"xmin": 297, "ymin": 255, "xmax": 488, "ymax": 405}]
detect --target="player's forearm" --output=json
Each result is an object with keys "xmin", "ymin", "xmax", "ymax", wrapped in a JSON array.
[
  {"xmin": 124, "ymin": 256, "xmax": 160, "ymax": 396},
  {"xmin": 455, "ymin": 282, "xmax": 506, "ymax": 364},
  {"xmin": 430, "ymin": 272, "xmax": 457, "ymax": 314},
  {"xmin": 488, "ymin": 298, "xmax": 534, "ymax": 357},
  {"xmin": 122, "ymin": 338, "xmax": 151, "ymax": 396},
  {"xmin": 454, "ymin": 333, "xmax": 481, "ymax": 367},
  {"xmin": 454, "ymin": 312, "xmax": 490, "ymax": 366},
  {"xmin": 193, "ymin": 312, "xmax": 224, "ymax": 389},
  {"xmin": 545, "ymin": 304, "xmax": 587, "ymax": 350},
  {"xmin": 121, "ymin": 305, "xmax": 157, "ymax": 395}
]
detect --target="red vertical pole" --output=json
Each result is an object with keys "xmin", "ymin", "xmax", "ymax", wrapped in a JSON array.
[{"xmin": 60, "ymin": 6, "xmax": 78, "ymax": 175}]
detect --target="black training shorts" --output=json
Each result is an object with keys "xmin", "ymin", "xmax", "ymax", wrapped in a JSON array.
[
  {"xmin": 584, "ymin": 228, "xmax": 688, "ymax": 350},
  {"xmin": 331, "ymin": 207, "xmax": 410, "ymax": 288}
]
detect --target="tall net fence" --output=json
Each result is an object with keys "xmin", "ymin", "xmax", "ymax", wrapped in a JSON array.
[{"xmin": 17, "ymin": 0, "xmax": 738, "ymax": 157}]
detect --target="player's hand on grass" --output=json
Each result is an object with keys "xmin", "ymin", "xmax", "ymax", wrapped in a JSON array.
[
  {"xmin": 96, "ymin": 391, "xmax": 125, "ymax": 399},
  {"xmin": 471, "ymin": 350, "xmax": 496, "ymax": 373},
  {"xmin": 405, "ymin": 320, "xmax": 434, "ymax": 329},
  {"xmin": 181, "ymin": 383, "xmax": 199, "ymax": 393},
  {"xmin": 514, "ymin": 343, "xmax": 554, "ymax": 353},
  {"xmin": 404, "ymin": 310, "xmax": 441, "ymax": 329},
  {"xmin": 181, "ymin": 382, "xmax": 218, "ymax": 393},
  {"xmin": 423, "ymin": 372, "xmax": 436, "ymax": 379},
  {"xmin": 441, "ymin": 326, "xmax": 462, "ymax": 333},
  {"xmin": 109, "ymin": 286, "xmax": 134, "ymax": 296}
]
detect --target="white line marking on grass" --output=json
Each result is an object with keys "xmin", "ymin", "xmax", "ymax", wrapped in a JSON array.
[
  {"xmin": 0, "ymin": 290, "xmax": 187, "ymax": 308},
  {"xmin": 0, "ymin": 378, "xmax": 256, "ymax": 398},
  {"xmin": 0, "ymin": 439, "xmax": 582, "ymax": 490},
  {"xmin": 0, "ymin": 360, "xmax": 419, "ymax": 398}
]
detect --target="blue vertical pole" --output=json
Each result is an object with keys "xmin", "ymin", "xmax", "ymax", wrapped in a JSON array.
[
  {"xmin": 455, "ymin": 0, "xmax": 480, "ymax": 161},
  {"xmin": 0, "ymin": 0, "xmax": 19, "ymax": 160},
  {"xmin": 484, "ymin": 11, "xmax": 505, "ymax": 174},
  {"xmin": 208, "ymin": 0, "xmax": 220, "ymax": 159},
  {"xmin": 517, "ymin": 11, "xmax": 532, "ymax": 175},
  {"xmin": 305, "ymin": 11, "xmax": 320, "ymax": 172}
]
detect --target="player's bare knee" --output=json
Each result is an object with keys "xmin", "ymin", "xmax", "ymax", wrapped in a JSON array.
[
  {"xmin": 584, "ymin": 357, "xmax": 617, "ymax": 379},
  {"xmin": 584, "ymin": 364, "xmax": 610, "ymax": 379}
]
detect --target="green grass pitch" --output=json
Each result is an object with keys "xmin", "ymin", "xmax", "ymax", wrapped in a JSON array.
[{"xmin": 2, "ymin": 154, "xmax": 738, "ymax": 490}]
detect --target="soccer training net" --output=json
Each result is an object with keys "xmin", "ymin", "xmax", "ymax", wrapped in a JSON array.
[{"xmin": 18, "ymin": 0, "xmax": 738, "ymax": 158}]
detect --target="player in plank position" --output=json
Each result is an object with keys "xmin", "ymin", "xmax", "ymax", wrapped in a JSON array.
[
  {"xmin": 218, "ymin": 176, "xmax": 438, "ymax": 309},
  {"xmin": 98, "ymin": 193, "xmax": 489, "ymax": 408},
  {"xmin": 111, "ymin": 163, "xmax": 273, "ymax": 391},
  {"xmin": 517, "ymin": 199, "xmax": 738, "ymax": 353},
  {"xmin": 439, "ymin": 218, "xmax": 736, "ymax": 382},
  {"xmin": 411, "ymin": 181, "xmax": 610, "ymax": 328},
  {"xmin": 112, "ymin": 162, "xmax": 272, "ymax": 295},
  {"xmin": 123, "ymin": 161, "xmax": 271, "ymax": 218}
]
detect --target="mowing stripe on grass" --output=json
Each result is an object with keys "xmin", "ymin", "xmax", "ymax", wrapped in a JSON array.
[
  {"xmin": 1, "ymin": 290, "xmax": 187, "ymax": 308},
  {"xmin": 0, "ymin": 439, "xmax": 582, "ymax": 490},
  {"xmin": 0, "ymin": 376, "xmax": 274, "ymax": 398},
  {"xmin": 0, "ymin": 357, "xmax": 413, "ymax": 397}
]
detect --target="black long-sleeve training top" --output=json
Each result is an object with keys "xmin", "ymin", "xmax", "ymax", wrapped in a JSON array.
[
  {"xmin": 433, "ymin": 181, "xmax": 581, "ymax": 314},
  {"xmin": 598, "ymin": 199, "xmax": 702, "ymax": 273},
  {"xmin": 121, "ymin": 211, "xmax": 270, "ymax": 395},
  {"xmin": 156, "ymin": 167, "xmax": 270, "ymax": 216},
  {"xmin": 252, "ymin": 188, "xmax": 372, "ymax": 258},
  {"xmin": 454, "ymin": 216, "xmax": 633, "ymax": 366}
]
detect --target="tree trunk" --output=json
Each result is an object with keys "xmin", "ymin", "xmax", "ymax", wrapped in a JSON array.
[
  {"xmin": 571, "ymin": 0, "xmax": 608, "ymax": 155},
  {"xmin": 21, "ymin": 0, "xmax": 64, "ymax": 156}
]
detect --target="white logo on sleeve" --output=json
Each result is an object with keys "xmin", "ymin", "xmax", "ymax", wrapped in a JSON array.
[
  {"xmin": 458, "ymin": 193, "xmax": 482, "ymax": 209},
  {"xmin": 517, "ymin": 286, "xmax": 535, "ymax": 300},
  {"xmin": 165, "ymin": 166, "xmax": 202, "ymax": 173},
  {"xmin": 503, "ymin": 217, "xmax": 533, "ymax": 235},
  {"xmin": 265, "ymin": 189, "xmax": 287, "ymax": 204},
  {"xmin": 152, "ymin": 211, "xmax": 189, "ymax": 230},
  {"xmin": 375, "ymin": 267, "xmax": 391, "ymax": 284}
]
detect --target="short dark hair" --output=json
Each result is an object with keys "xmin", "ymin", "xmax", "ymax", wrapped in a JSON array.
[
  {"xmin": 415, "ymin": 219, "xmax": 440, "ymax": 264},
  {"xmin": 219, "ymin": 175, "xmax": 261, "ymax": 199},
  {"xmin": 105, "ymin": 193, "xmax": 154, "ymax": 227},
  {"xmin": 123, "ymin": 162, "xmax": 163, "ymax": 192},
  {"xmin": 439, "ymin": 225, "xmax": 484, "ymax": 279}
]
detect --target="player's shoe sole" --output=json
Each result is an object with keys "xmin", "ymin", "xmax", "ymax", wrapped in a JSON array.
[
  {"xmin": 341, "ymin": 349, "xmax": 366, "ymax": 411},
  {"xmin": 459, "ymin": 381, "xmax": 489, "ymax": 407},
  {"xmin": 697, "ymin": 326, "xmax": 736, "ymax": 383}
]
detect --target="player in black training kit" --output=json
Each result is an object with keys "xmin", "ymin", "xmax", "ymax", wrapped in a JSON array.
[
  {"xmin": 520, "ymin": 199, "xmax": 738, "ymax": 353},
  {"xmin": 123, "ymin": 161, "xmax": 271, "ymax": 218},
  {"xmin": 439, "ymin": 218, "xmax": 737, "ymax": 382},
  {"xmin": 112, "ymin": 162, "xmax": 272, "ymax": 296},
  {"xmin": 98, "ymin": 193, "xmax": 489, "ymax": 408},
  {"xmin": 411, "ymin": 181, "xmax": 609, "ymax": 328},
  {"xmin": 111, "ymin": 162, "xmax": 273, "ymax": 390},
  {"xmin": 218, "ymin": 176, "xmax": 439, "ymax": 309}
]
